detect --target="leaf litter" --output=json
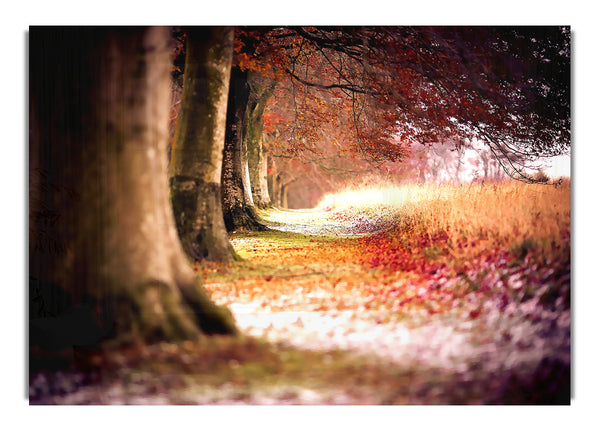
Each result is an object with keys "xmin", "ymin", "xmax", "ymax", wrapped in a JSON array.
[{"xmin": 30, "ymin": 183, "xmax": 571, "ymax": 404}]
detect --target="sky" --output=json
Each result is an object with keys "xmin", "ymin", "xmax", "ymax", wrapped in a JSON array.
[{"xmin": 544, "ymin": 154, "xmax": 571, "ymax": 178}]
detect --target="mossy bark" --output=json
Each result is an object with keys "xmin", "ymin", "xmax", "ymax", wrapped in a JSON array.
[
  {"xmin": 169, "ymin": 27, "xmax": 238, "ymax": 261},
  {"xmin": 222, "ymin": 66, "xmax": 266, "ymax": 232},
  {"xmin": 246, "ymin": 72, "xmax": 276, "ymax": 208},
  {"xmin": 29, "ymin": 27, "xmax": 237, "ymax": 352}
]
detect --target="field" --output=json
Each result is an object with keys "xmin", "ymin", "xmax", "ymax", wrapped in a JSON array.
[{"xmin": 29, "ymin": 180, "xmax": 571, "ymax": 404}]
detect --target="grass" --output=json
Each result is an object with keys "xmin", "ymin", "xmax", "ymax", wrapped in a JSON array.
[{"xmin": 321, "ymin": 180, "xmax": 570, "ymax": 267}]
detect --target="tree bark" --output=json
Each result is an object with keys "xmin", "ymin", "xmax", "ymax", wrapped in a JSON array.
[
  {"xmin": 241, "ymin": 146, "xmax": 254, "ymax": 206},
  {"xmin": 267, "ymin": 171, "xmax": 282, "ymax": 208},
  {"xmin": 267, "ymin": 156, "xmax": 294, "ymax": 209},
  {"xmin": 169, "ymin": 27, "xmax": 238, "ymax": 261},
  {"xmin": 280, "ymin": 183, "xmax": 289, "ymax": 209},
  {"xmin": 246, "ymin": 72, "xmax": 275, "ymax": 208},
  {"xmin": 221, "ymin": 66, "xmax": 266, "ymax": 231},
  {"xmin": 29, "ymin": 26, "xmax": 237, "ymax": 352}
]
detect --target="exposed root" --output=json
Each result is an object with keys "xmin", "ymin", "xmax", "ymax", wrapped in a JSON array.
[{"xmin": 133, "ymin": 280, "xmax": 203, "ymax": 342}]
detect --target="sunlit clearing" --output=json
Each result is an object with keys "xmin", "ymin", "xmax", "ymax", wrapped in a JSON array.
[
  {"xmin": 254, "ymin": 207, "xmax": 357, "ymax": 237},
  {"xmin": 317, "ymin": 184, "xmax": 451, "ymax": 210},
  {"xmin": 261, "ymin": 207, "xmax": 326, "ymax": 224}
]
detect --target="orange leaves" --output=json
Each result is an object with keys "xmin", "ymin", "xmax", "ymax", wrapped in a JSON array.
[
  {"xmin": 208, "ymin": 179, "xmax": 569, "ymax": 334},
  {"xmin": 234, "ymin": 52, "xmax": 254, "ymax": 71},
  {"xmin": 262, "ymin": 112, "xmax": 284, "ymax": 134},
  {"xmin": 351, "ymin": 220, "xmax": 454, "ymax": 276},
  {"xmin": 233, "ymin": 33, "xmax": 246, "ymax": 55},
  {"xmin": 235, "ymin": 52, "xmax": 273, "ymax": 74}
]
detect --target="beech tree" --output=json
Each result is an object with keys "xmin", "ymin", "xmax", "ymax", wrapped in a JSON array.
[
  {"xmin": 29, "ymin": 26, "xmax": 237, "ymax": 351},
  {"xmin": 221, "ymin": 66, "xmax": 263, "ymax": 231},
  {"xmin": 169, "ymin": 27, "xmax": 238, "ymax": 261},
  {"xmin": 221, "ymin": 28, "xmax": 278, "ymax": 231},
  {"xmin": 246, "ymin": 72, "xmax": 277, "ymax": 208}
]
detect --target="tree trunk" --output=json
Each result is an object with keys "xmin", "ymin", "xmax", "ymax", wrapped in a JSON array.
[
  {"xmin": 242, "ymin": 149, "xmax": 254, "ymax": 206},
  {"xmin": 268, "ymin": 171, "xmax": 282, "ymax": 208},
  {"xmin": 266, "ymin": 153, "xmax": 279, "ymax": 207},
  {"xmin": 280, "ymin": 183, "xmax": 289, "ymax": 209},
  {"xmin": 246, "ymin": 72, "xmax": 275, "ymax": 208},
  {"xmin": 29, "ymin": 27, "xmax": 237, "ymax": 352},
  {"xmin": 169, "ymin": 27, "xmax": 238, "ymax": 261},
  {"xmin": 221, "ymin": 66, "xmax": 265, "ymax": 231}
]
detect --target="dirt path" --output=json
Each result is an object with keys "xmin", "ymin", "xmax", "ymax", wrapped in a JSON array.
[
  {"xmin": 259, "ymin": 207, "xmax": 390, "ymax": 236},
  {"xmin": 209, "ymin": 208, "xmax": 570, "ymax": 403}
]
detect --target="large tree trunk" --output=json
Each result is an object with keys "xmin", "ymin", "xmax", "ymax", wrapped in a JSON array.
[
  {"xmin": 169, "ymin": 27, "xmax": 238, "ymax": 261},
  {"xmin": 221, "ymin": 66, "xmax": 265, "ymax": 231},
  {"xmin": 246, "ymin": 72, "xmax": 275, "ymax": 208},
  {"xmin": 29, "ymin": 26, "xmax": 237, "ymax": 352}
]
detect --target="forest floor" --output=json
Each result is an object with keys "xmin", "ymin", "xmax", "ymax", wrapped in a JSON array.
[{"xmin": 29, "ymin": 183, "xmax": 571, "ymax": 405}]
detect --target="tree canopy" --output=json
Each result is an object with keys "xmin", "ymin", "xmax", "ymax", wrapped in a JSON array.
[{"xmin": 234, "ymin": 26, "xmax": 570, "ymax": 182}]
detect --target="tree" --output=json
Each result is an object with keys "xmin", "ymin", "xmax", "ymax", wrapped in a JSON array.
[
  {"xmin": 169, "ymin": 27, "xmax": 239, "ymax": 261},
  {"xmin": 245, "ymin": 72, "xmax": 277, "ymax": 207},
  {"xmin": 29, "ymin": 26, "xmax": 237, "ymax": 352},
  {"xmin": 221, "ymin": 28, "xmax": 279, "ymax": 230},
  {"xmin": 262, "ymin": 26, "xmax": 570, "ymax": 184},
  {"xmin": 221, "ymin": 66, "xmax": 267, "ymax": 230}
]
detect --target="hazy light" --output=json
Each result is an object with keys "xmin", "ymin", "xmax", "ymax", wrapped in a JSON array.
[{"xmin": 543, "ymin": 154, "xmax": 571, "ymax": 178}]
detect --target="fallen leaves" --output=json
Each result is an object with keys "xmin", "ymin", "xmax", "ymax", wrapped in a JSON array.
[
  {"xmin": 31, "ymin": 182, "xmax": 571, "ymax": 405},
  {"xmin": 202, "ymin": 182, "xmax": 570, "ymax": 402}
]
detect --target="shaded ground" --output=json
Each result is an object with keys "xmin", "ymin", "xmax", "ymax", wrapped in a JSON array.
[{"xmin": 29, "ymin": 204, "xmax": 570, "ymax": 405}]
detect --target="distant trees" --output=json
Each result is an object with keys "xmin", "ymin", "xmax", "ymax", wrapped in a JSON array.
[{"xmin": 405, "ymin": 140, "xmax": 508, "ymax": 184}]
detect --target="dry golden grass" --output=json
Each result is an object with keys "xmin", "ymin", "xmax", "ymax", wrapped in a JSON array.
[{"xmin": 319, "ymin": 180, "xmax": 571, "ymax": 263}]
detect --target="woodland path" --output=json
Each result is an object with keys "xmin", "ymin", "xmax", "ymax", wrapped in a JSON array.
[
  {"xmin": 207, "ymin": 207, "xmax": 570, "ymax": 404},
  {"xmin": 30, "ymin": 206, "xmax": 570, "ymax": 405},
  {"xmin": 229, "ymin": 208, "xmax": 465, "ymax": 368}
]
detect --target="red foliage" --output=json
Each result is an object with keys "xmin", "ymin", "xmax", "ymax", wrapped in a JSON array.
[{"xmin": 357, "ymin": 232, "xmax": 433, "ymax": 274}]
